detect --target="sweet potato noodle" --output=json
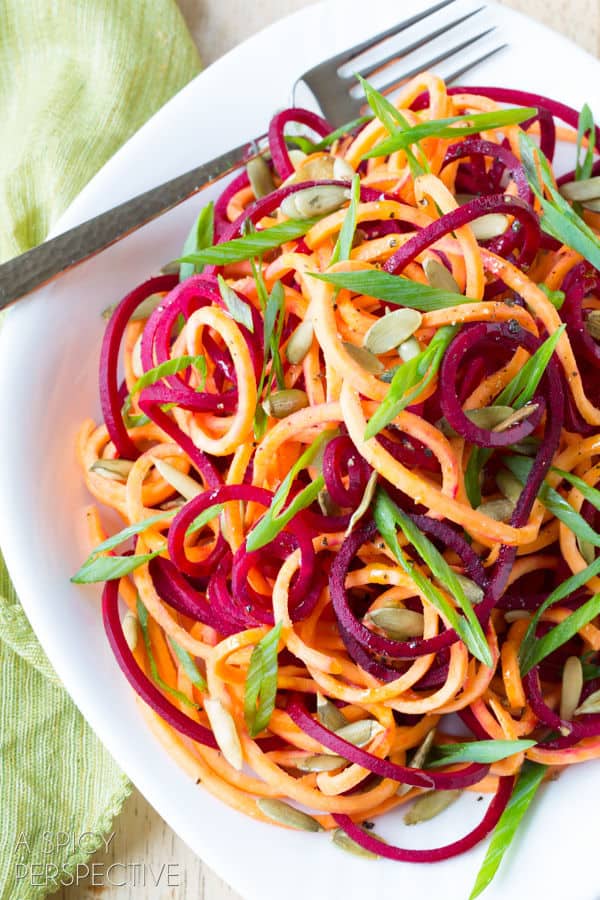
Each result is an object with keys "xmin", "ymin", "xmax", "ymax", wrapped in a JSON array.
[{"xmin": 77, "ymin": 72, "xmax": 600, "ymax": 868}]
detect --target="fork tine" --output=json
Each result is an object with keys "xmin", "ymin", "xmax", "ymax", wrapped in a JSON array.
[
  {"xmin": 315, "ymin": 0, "xmax": 459, "ymax": 71},
  {"xmin": 445, "ymin": 43, "xmax": 508, "ymax": 84},
  {"xmin": 355, "ymin": 7, "xmax": 486, "ymax": 80},
  {"xmin": 370, "ymin": 27, "xmax": 496, "ymax": 98}
]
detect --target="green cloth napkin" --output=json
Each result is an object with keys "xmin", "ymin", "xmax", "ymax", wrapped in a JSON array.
[{"xmin": 0, "ymin": 2, "xmax": 200, "ymax": 896}]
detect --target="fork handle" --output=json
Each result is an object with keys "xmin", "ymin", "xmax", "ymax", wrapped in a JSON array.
[{"xmin": 0, "ymin": 140, "xmax": 252, "ymax": 309}]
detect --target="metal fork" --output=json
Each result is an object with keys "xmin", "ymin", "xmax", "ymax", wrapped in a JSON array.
[{"xmin": 0, "ymin": 0, "xmax": 505, "ymax": 308}]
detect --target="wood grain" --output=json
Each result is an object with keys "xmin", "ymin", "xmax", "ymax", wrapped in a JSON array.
[{"xmin": 59, "ymin": 1, "xmax": 599, "ymax": 897}]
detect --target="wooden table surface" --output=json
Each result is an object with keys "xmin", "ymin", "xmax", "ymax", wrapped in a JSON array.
[{"xmin": 59, "ymin": 1, "xmax": 599, "ymax": 897}]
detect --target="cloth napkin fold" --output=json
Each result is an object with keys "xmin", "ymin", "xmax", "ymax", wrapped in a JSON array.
[{"xmin": 0, "ymin": 2, "xmax": 200, "ymax": 895}]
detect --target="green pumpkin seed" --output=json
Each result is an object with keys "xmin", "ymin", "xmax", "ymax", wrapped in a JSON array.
[
  {"xmin": 333, "ymin": 157, "xmax": 356, "ymax": 181},
  {"xmin": 365, "ymin": 607, "xmax": 424, "ymax": 640},
  {"xmin": 574, "ymin": 687, "xmax": 600, "ymax": 716},
  {"xmin": 247, "ymin": 155, "xmax": 275, "ymax": 199},
  {"xmin": 286, "ymin": 319, "xmax": 314, "ymax": 364},
  {"xmin": 332, "ymin": 828, "xmax": 380, "ymax": 859},
  {"xmin": 122, "ymin": 612, "xmax": 138, "ymax": 652},
  {"xmin": 283, "ymin": 156, "xmax": 335, "ymax": 187},
  {"xmin": 477, "ymin": 498, "xmax": 515, "ymax": 523},
  {"xmin": 204, "ymin": 698, "xmax": 243, "ymax": 771},
  {"xmin": 160, "ymin": 260, "xmax": 181, "ymax": 275},
  {"xmin": 467, "ymin": 405, "xmax": 517, "ymax": 430},
  {"xmin": 470, "ymin": 214, "xmax": 510, "ymax": 241},
  {"xmin": 504, "ymin": 610, "xmax": 531, "ymax": 623},
  {"xmin": 582, "ymin": 198, "xmax": 600, "ymax": 213},
  {"xmin": 404, "ymin": 789, "xmax": 460, "ymax": 825},
  {"xmin": 363, "ymin": 308, "xmax": 423, "ymax": 355},
  {"xmin": 560, "ymin": 656, "xmax": 583, "ymax": 721},
  {"xmin": 316, "ymin": 693, "xmax": 348, "ymax": 731},
  {"xmin": 492, "ymin": 402, "xmax": 538, "ymax": 433},
  {"xmin": 335, "ymin": 719, "xmax": 384, "ymax": 748},
  {"xmin": 496, "ymin": 469, "xmax": 523, "ymax": 504},
  {"xmin": 262, "ymin": 389, "xmax": 309, "ymax": 418},
  {"xmin": 454, "ymin": 573, "xmax": 484, "ymax": 605},
  {"xmin": 346, "ymin": 470, "xmax": 379, "ymax": 536},
  {"xmin": 257, "ymin": 798, "xmax": 322, "ymax": 831},
  {"xmin": 398, "ymin": 336, "xmax": 421, "ymax": 362},
  {"xmin": 152, "ymin": 457, "xmax": 201, "ymax": 500},
  {"xmin": 297, "ymin": 754, "xmax": 347, "ymax": 772},
  {"xmin": 90, "ymin": 459, "xmax": 134, "ymax": 482},
  {"xmin": 423, "ymin": 257, "xmax": 461, "ymax": 294},
  {"xmin": 586, "ymin": 310, "xmax": 600, "ymax": 340},
  {"xmin": 281, "ymin": 185, "xmax": 349, "ymax": 219},
  {"xmin": 397, "ymin": 728, "xmax": 437, "ymax": 796},
  {"xmin": 102, "ymin": 292, "xmax": 166, "ymax": 321},
  {"xmin": 559, "ymin": 176, "xmax": 600, "ymax": 202},
  {"xmin": 343, "ymin": 341, "xmax": 385, "ymax": 374}
]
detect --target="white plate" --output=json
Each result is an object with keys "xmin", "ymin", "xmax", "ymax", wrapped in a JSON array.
[{"xmin": 1, "ymin": 2, "xmax": 599, "ymax": 898}]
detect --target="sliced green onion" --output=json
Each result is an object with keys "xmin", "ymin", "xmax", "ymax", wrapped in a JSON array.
[
  {"xmin": 310, "ymin": 270, "xmax": 471, "ymax": 310},
  {"xmin": 217, "ymin": 274, "xmax": 254, "ymax": 332},
  {"xmin": 575, "ymin": 103, "xmax": 595, "ymax": 181},
  {"xmin": 552, "ymin": 466, "xmax": 600, "ymax": 510},
  {"xmin": 178, "ymin": 218, "xmax": 322, "ymax": 266},
  {"xmin": 330, "ymin": 173, "xmax": 361, "ymax": 264},
  {"xmin": 179, "ymin": 201, "xmax": 214, "ymax": 281},
  {"xmin": 469, "ymin": 762, "xmax": 547, "ymax": 899},
  {"xmin": 186, "ymin": 503, "xmax": 225, "ymax": 537},
  {"xmin": 373, "ymin": 489, "xmax": 492, "ymax": 666},
  {"xmin": 72, "ymin": 549, "xmax": 164, "ymax": 584},
  {"xmin": 427, "ymin": 739, "xmax": 536, "ymax": 768},
  {"xmin": 365, "ymin": 107, "xmax": 536, "ymax": 159},
  {"xmin": 244, "ymin": 622, "xmax": 282, "ymax": 737},
  {"xmin": 364, "ymin": 325, "xmax": 457, "ymax": 439},
  {"xmin": 520, "ymin": 592, "xmax": 600, "ymax": 675},
  {"xmin": 138, "ymin": 598, "xmax": 198, "ymax": 709},
  {"xmin": 358, "ymin": 75, "xmax": 428, "ymax": 177},
  {"xmin": 496, "ymin": 325, "xmax": 565, "ymax": 409},
  {"xmin": 170, "ymin": 638, "xmax": 208, "ymax": 692},
  {"xmin": 122, "ymin": 355, "xmax": 206, "ymax": 427}
]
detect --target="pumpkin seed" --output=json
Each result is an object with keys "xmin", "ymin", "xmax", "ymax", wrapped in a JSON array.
[
  {"xmin": 282, "ymin": 155, "xmax": 335, "ymax": 187},
  {"xmin": 582, "ymin": 198, "xmax": 600, "ymax": 212},
  {"xmin": 316, "ymin": 693, "xmax": 348, "ymax": 731},
  {"xmin": 257, "ymin": 798, "xmax": 322, "ymax": 831},
  {"xmin": 90, "ymin": 459, "xmax": 134, "ymax": 482},
  {"xmin": 281, "ymin": 185, "xmax": 349, "ymax": 219},
  {"xmin": 454, "ymin": 573, "xmax": 484, "ymax": 605},
  {"xmin": 577, "ymin": 536, "xmax": 596, "ymax": 565},
  {"xmin": 160, "ymin": 260, "xmax": 181, "ymax": 275},
  {"xmin": 496, "ymin": 469, "xmax": 523, "ymax": 504},
  {"xmin": 398, "ymin": 336, "xmax": 421, "ymax": 362},
  {"xmin": 476, "ymin": 498, "xmax": 515, "ymax": 522},
  {"xmin": 333, "ymin": 157, "xmax": 356, "ymax": 181},
  {"xmin": 492, "ymin": 402, "xmax": 539, "ymax": 433},
  {"xmin": 559, "ymin": 176, "xmax": 600, "ymax": 202},
  {"xmin": 160, "ymin": 498, "xmax": 186, "ymax": 511},
  {"xmin": 397, "ymin": 727, "xmax": 437, "ymax": 795},
  {"xmin": 317, "ymin": 489, "xmax": 342, "ymax": 517},
  {"xmin": 423, "ymin": 257, "xmax": 461, "ymax": 294},
  {"xmin": 574, "ymin": 687, "xmax": 600, "ymax": 716},
  {"xmin": 297, "ymin": 753, "xmax": 347, "ymax": 772},
  {"xmin": 152, "ymin": 457, "xmax": 201, "ymax": 501},
  {"xmin": 335, "ymin": 719, "xmax": 384, "ymax": 748},
  {"xmin": 466, "ymin": 405, "xmax": 516, "ymax": 430},
  {"xmin": 560, "ymin": 656, "xmax": 583, "ymax": 721},
  {"xmin": 122, "ymin": 612, "xmax": 138, "ymax": 652},
  {"xmin": 288, "ymin": 149, "xmax": 308, "ymax": 170},
  {"xmin": 504, "ymin": 610, "xmax": 531, "ymax": 623},
  {"xmin": 132, "ymin": 334, "xmax": 144, "ymax": 379},
  {"xmin": 262, "ymin": 389, "xmax": 309, "ymax": 418},
  {"xmin": 286, "ymin": 319, "xmax": 314, "ymax": 364},
  {"xmin": 102, "ymin": 292, "xmax": 166, "ymax": 321},
  {"xmin": 586, "ymin": 310, "xmax": 600, "ymax": 340},
  {"xmin": 470, "ymin": 214, "xmax": 510, "ymax": 241},
  {"xmin": 204, "ymin": 698, "xmax": 243, "ymax": 771},
  {"xmin": 363, "ymin": 308, "xmax": 422, "ymax": 355},
  {"xmin": 246, "ymin": 155, "xmax": 275, "ymax": 199},
  {"xmin": 343, "ymin": 341, "xmax": 384, "ymax": 374},
  {"xmin": 332, "ymin": 828, "xmax": 380, "ymax": 859},
  {"xmin": 345, "ymin": 470, "xmax": 378, "ymax": 536},
  {"xmin": 365, "ymin": 607, "xmax": 424, "ymax": 640},
  {"xmin": 404, "ymin": 789, "xmax": 460, "ymax": 825}
]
